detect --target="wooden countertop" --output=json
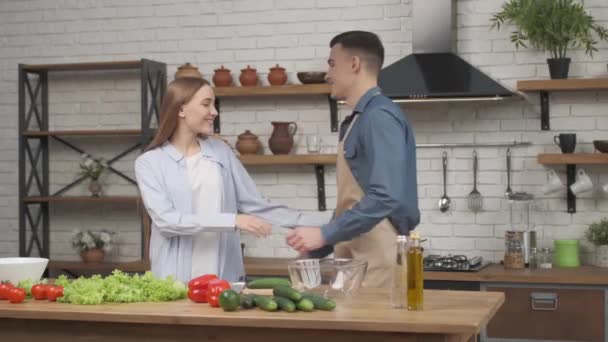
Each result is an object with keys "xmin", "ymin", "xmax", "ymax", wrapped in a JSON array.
[
  {"xmin": 244, "ymin": 258, "xmax": 608, "ymax": 286},
  {"xmin": 0, "ymin": 288, "xmax": 504, "ymax": 336}
]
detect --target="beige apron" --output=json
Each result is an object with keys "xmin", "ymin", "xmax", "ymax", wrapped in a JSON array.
[{"xmin": 333, "ymin": 115, "xmax": 397, "ymax": 288}]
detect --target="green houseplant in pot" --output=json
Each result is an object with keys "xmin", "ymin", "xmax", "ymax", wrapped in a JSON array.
[
  {"xmin": 491, "ymin": 0, "xmax": 608, "ymax": 79},
  {"xmin": 586, "ymin": 218, "xmax": 608, "ymax": 267}
]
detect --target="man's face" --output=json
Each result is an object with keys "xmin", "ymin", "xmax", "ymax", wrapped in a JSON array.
[{"xmin": 325, "ymin": 44, "xmax": 356, "ymax": 100}]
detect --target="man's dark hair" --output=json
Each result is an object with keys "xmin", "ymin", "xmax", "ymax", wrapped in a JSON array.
[{"xmin": 330, "ymin": 31, "xmax": 384, "ymax": 73}]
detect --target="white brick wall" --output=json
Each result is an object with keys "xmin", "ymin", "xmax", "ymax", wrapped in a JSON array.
[{"xmin": 1, "ymin": 0, "xmax": 607, "ymax": 266}]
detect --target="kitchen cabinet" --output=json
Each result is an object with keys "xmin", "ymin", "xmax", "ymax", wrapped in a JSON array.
[{"xmin": 481, "ymin": 283, "xmax": 606, "ymax": 342}]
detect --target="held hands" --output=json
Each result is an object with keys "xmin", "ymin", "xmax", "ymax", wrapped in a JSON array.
[
  {"xmin": 285, "ymin": 226, "xmax": 325, "ymax": 254},
  {"xmin": 235, "ymin": 214, "xmax": 272, "ymax": 238}
]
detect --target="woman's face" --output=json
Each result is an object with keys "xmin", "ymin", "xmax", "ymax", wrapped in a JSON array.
[{"xmin": 179, "ymin": 85, "xmax": 218, "ymax": 136}]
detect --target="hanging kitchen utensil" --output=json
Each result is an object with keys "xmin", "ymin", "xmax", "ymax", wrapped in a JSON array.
[
  {"xmin": 467, "ymin": 150, "xmax": 483, "ymax": 212},
  {"xmin": 438, "ymin": 151, "xmax": 451, "ymax": 213},
  {"xmin": 506, "ymin": 148, "xmax": 513, "ymax": 198}
]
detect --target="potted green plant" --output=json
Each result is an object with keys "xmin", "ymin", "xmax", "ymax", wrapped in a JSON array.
[
  {"xmin": 491, "ymin": 0, "xmax": 608, "ymax": 79},
  {"xmin": 586, "ymin": 218, "xmax": 608, "ymax": 267},
  {"xmin": 79, "ymin": 153, "xmax": 107, "ymax": 197},
  {"xmin": 71, "ymin": 230, "xmax": 114, "ymax": 264}
]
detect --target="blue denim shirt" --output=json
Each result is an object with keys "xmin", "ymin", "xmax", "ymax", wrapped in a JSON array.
[
  {"xmin": 135, "ymin": 138, "xmax": 328, "ymax": 283},
  {"xmin": 320, "ymin": 86, "xmax": 420, "ymax": 246}
]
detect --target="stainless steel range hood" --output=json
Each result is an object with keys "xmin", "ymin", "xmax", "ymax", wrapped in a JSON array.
[{"xmin": 378, "ymin": 0, "xmax": 513, "ymax": 102}]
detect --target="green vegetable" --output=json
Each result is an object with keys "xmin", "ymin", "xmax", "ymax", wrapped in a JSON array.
[
  {"xmin": 17, "ymin": 278, "xmax": 47, "ymax": 297},
  {"xmin": 240, "ymin": 293, "xmax": 256, "ymax": 309},
  {"xmin": 272, "ymin": 286, "xmax": 302, "ymax": 302},
  {"xmin": 296, "ymin": 298, "xmax": 314, "ymax": 312},
  {"xmin": 219, "ymin": 290, "xmax": 240, "ymax": 312},
  {"xmin": 246, "ymin": 278, "xmax": 290, "ymax": 289},
  {"xmin": 302, "ymin": 293, "xmax": 336, "ymax": 311},
  {"xmin": 273, "ymin": 296, "xmax": 296, "ymax": 312},
  {"xmin": 56, "ymin": 270, "xmax": 187, "ymax": 305},
  {"xmin": 253, "ymin": 295, "xmax": 278, "ymax": 311}
]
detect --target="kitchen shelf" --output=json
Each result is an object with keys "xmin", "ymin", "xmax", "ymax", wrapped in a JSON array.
[
  {"xmin": 517, "ymin": 78, "xmax": 608, "ymax": 131},
  {"xmin": 214, "ymin": 84, "xmax": 330, "ymax": 97},
  {"xmin": 238, "ymin": 154, "xmax": 336, "ymax": 166},
  {"xmin": 537, "ymin": 153, "xmax": 608, "ymax": 213},
  {"xmin": 23, "ymin": 196, "xmax": 140, "ymax": 204},
  {"xmin": 22, "ymin": 129, "xmax": 143, "ymax": 137},
  {"xmin": 48, "ymin": 260, "xmax": 149, "ymax": 277},
  {"xmin": 537, "ymin": 153, "xmax": 608, "ymax": 165},
  {"xmin": 212, "ymin": 84, "xmax": 338, "ymax": 134},
  {"xmin": 22, "ymin": 60, "xmax": 144, "ymax": 72},
  {"xmin": 18, "ymin": 59, "xmax": 166, "ymax": 275},
  {"xmin": 239, "ymin": 154, "xmax": 336, "ymax": 211}
]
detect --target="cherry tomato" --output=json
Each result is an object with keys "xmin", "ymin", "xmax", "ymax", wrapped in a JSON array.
[
  {"xmin": 0, "ymin": 283, "xmax": 14, "ymax": 300},
  {"xmin": 8, "ymin": 287, "xmax": 26, "ymax": 303},
  {"xmin": 31, "ymin": 284, "xmax": 47, "ymax": 300},
  {"xmin": 46, "ymin": 285, "xmax": 64, "ymax": 302},
  {"xmin": 188, "ymin": 274, "xmax": 217, "ymax": 290}
]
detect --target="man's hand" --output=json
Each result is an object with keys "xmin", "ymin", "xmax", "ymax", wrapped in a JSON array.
[{"xmin": 286, "ymin": 226, "xmax": 325, "ymax": 254}]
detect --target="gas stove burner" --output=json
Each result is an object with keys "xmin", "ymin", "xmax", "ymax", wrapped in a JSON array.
[{"xmin": 423, "ymin": 254, "xmax": 485, "ymax": 272}]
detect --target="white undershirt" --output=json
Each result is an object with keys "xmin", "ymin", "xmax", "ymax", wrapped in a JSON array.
[{"xmin": 186, "ymin": 153, "xmax": 223, "ymax": 279}]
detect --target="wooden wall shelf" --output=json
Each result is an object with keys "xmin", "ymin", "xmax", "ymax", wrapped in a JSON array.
[
  {"xmin": 238, "ymin": 154, "xmax": 336, "ymax": 166},
  {"xmin": 22, "ymin": 129, "xmax": 142, "ymax": 137},
  {"xmin": 212, "ymin": 84, "xmax": 338, "ymax": 134},
  {"xmin": 48, "ymin": 260, "xmax": 149, "ymax": 276},
  {"xmin": 22, "ymin": 60, "xmax": 143, "ymax": 72},
  {"xmin": 214, "ymin": 84, "xmax": 330, "ymax": 97},
  {"xmin": 537, "ymin": 153, "xmax": 608, "ymax": 213},
  {"xmin": 23, "ymin": 196, "xmax": 140, "ymax": 204},
  {"xmin": 517, "ymin": 78, "xmax": 608, "ymax": 131}
]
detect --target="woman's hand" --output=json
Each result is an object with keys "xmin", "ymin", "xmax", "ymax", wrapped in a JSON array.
[{"xmin": 235, "ymin": 214, "xmax": 272, "ymax": 238}]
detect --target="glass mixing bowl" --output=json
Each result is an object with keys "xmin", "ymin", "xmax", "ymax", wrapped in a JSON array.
[{"xmin": 287, "ymin": 258, "xmax": 367, "ymax": 299}]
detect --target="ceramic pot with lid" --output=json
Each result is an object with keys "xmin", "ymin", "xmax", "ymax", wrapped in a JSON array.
[
  {"xmin": 236, "ymin": 130, "xmax": 261, "ymax": 155},
  {"xmin": 239, "ymin": 65, "xmax": 258, "ymax": 87},
  {"xmin": 174, "ymin": 62, "xmax": 202, "ymax": 79},
  {"xmin": 268, "ymin": 64, "xmax": 287, "ymax": 86},
  {"xmin": 213, "ymin": 65, "xmax": 233, "ymax": 87}
]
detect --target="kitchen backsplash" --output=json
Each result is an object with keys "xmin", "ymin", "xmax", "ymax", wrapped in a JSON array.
[{"xmin": 0, "ymin": 0, "xmax": 607, "ymax": 264}]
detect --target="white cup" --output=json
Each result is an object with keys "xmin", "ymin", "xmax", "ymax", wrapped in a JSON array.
[
  {"xmin": 306, "ymin": 135, "xmax": 321, "ymax": 153},
  {"xmin": 542, "ymin": 169, "xmax": 563, "ymax": 194},
  {"xmin": 570, "ymin": 168, "xmax": 593, "ymax": 195}
]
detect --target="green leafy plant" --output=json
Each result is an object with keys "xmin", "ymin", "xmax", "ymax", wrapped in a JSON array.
[
  {"xmin": 491, "ymin": 0, "xmax": 608, "ymax": 59},
  {"xmin": 79, "ymin": 153, "xmax": 107, "ymax": 180},
  {"xmin": 71, "ymin": 229, "xmax": 114, "ymax": 253},
  {"xmin": 586, "ymin": 218, "xmax": 608, "ymax": 246}
]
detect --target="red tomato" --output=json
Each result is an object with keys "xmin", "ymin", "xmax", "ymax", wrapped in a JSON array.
[
  {"xmin": 206, "ymin": 279, "xmax": 231, "ymax": 307},
  {"xmin": 8, "ymin": 287, "xmax": 26, "ymax": 303},
  {"xmin": 188, "ymin": 274, "xmax": 217, "ymax": 290},
  {"xmin": 0, "ymin": 283, "xmax": 14, "ymax": 300},
  {"xmin": 46, "ymin": 285, "xmax": 64, "ymax": 302},
  {"xmin": 31, "ymin": 284, "xmax": 47, "ymax": 300},
  {"xmin": 187, "ymin": 288, "xmax": 207, "ymax": 303}
]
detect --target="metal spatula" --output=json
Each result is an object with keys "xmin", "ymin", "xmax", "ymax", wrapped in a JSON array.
[{"xmin": 467, "ymin": 150, "xmax": 483, "ymax": 212}]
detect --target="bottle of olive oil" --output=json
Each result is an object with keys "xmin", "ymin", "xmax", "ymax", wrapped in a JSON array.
[
  {"xmin": 391, "ymin": 235, "xmax": 408, "ymax": 308},
  {"xmin": 407, "ymin": 231, "xmax": 423, "ymax": 311}
]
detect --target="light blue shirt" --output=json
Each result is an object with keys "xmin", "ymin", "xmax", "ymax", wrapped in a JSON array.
[{"xmin": 135, "ymin": 138, "xmax": 327, "ymax": 283}]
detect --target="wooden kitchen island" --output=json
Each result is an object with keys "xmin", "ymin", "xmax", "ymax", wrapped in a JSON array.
[{"xmin": 0, "ymin": 288, "xmax": 503, "ymax": 342}]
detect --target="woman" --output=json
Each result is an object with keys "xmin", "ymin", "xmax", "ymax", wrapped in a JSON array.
[{"xmin": 135, "ymin": 77, "xmax": 325, "ymax": 283}]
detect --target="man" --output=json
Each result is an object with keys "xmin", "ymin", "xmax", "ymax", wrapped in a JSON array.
[{"xmin": 286, "ymin": 31, "xmax": 420, "ymax": 288}]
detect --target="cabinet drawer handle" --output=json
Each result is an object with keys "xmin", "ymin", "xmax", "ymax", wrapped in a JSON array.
[{"xmin": 530, "ymin": 292, "xmax": 558, "ymax": 311}]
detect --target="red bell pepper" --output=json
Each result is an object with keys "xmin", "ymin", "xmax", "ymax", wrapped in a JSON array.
[
  {"xmin": 206, "ymin": 279, "xmax": 231, "ymax": 307},
  {"xmin": 187, "ymin": 274, "xmax": 217, "ymax": 303}
]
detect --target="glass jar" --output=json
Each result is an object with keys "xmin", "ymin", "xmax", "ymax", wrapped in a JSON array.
[
  {"xmin": 528, "ymin": 247, "xmax": 538, "ymax": 270},
  {"xmin": 504, "ymin": 231, "xmax": 525, "ymax": 269},
  {"xmin": 539, "ymin": 247, "xmax": 553, "ymax": 269}
]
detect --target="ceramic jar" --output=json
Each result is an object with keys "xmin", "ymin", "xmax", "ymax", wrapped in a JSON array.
[
  {"xmin": 268, "ymin": 64, "xmax": 287, "ymax": 86},
  {"xmin": 174, "ymin": 62, "xmax": 202, "ymax": 79},
  {"xmin": 213, "ymin": 65, "xmax": 233, "ymax": 87},
  {"xmin": 239, "ymin": 65, "xmax": 258, "ymax": 87},
  {"xmin": 268, "ymin": 122, "xmax": 298, "ymax": 155},
  {"xmin": 236, "ymin": 130, "xmax": 261, "ymax": 155}
]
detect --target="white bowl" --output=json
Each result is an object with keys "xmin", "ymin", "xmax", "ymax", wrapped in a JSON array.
[{"xmin": 0, "ymin": 257, "xmax": 48, "ymax": 285}]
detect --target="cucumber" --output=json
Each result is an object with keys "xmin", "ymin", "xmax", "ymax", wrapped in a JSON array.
[
  {"xmin": 247, "ymin": 277, "xmax": 291, "ymax": 289},
  {"xmin": 253, "ymin": 295, "xmax": 278, "ymax": 312},
  {"xmin": 240, "ymin": 293, "xmax": 256, "ymax": 309},
  {"xmin": 302, "ymin": 293, "xmax": 336, "ymax": 311},
  {"xmin": 273, "ymin": 296, "xmax": 296, "ymax": 312},
  {"xmin": 296, "ymin": 298, "xmax": 314, "ymax": 312},
  {"xmin": 272, "ymin": 286, "xmax": 302, "ymax": 302}
]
